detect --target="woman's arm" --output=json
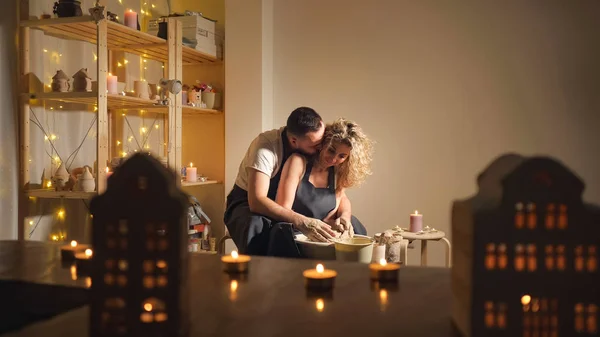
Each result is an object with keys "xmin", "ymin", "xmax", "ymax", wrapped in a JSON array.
[{"xmin": 275, "ymin": 153, "xmax": 306, "ymax": 209}]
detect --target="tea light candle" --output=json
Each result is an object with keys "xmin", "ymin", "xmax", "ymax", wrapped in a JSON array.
[
  {"xmin": 124, "ymin": 10, "xmax": 137, "ymax": 29},
  {"xmin": 409, "ymin": 210, "xmax": 423, "ymax": 232},
  {"xmin": 107, "ymin": 73, "xmax": 118, "ymax": 95},
  {"xmin": 369, "ymin": 258, "xmax": 400, "ymax": 282},
  {"xmin": 60, "ymin": 240, "xmax": 90, "ymax": 260},
  {"xmin": 186, "ymin": 163, "xmax": 197, "ymax": 183},
  {"xmin": 303, "ymin": 263, "xmax": 337, "ymax": 291},
  {"xmin": 221, "ymin": 251, "xmax": 251, "ymax": 273},
  {"xmin": 105, "ymin": 167, "xmax": 113, "ymax": 179},
  {"xmin": 75, "ymin": 248, "xmax": 93, "ymax": 271}
]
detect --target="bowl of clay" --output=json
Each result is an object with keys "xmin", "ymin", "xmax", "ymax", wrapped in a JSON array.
[
  {"xmin": 334, "ymin": 235, "xmax": 374, "ymax": 264},
  {"xmin": 294, "ymin": 234, "xmax": 336, "ymax": 260}
]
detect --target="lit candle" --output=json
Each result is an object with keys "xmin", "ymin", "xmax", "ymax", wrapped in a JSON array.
[
  {"xmin": 409, "ymin": 210, "xmax": 423, "ymax": 232},
  {"xmin": 74, "ymin": 248, "xmax": 93, "ymax": 272},
  {"xmin": 186, "ymin": 163, "xmax": 197, "ymax": 183},
  {"xmin": 303, "ymin": 263, "xmax": 337, "ymax": 291},
  {"xmin": 105, "ymin": 167, "xmax": 113, "ymax": 179},
  {"xmin": 221, "ymin": 250, "xmax": 251, "ymax": 273},
  {"xmin": 60, "ymin": 240, "xmax": 90, "ymax": 261},
  {"xmin": 124, "ymin": 9, "xmax": 137, "ymax": 29},
  {"xmin": 107, "ymin": 73, "xmax": 118, "ymax": 95},
  {"xmin": 369, "ymin": 258, "xmax": 400, "ymax": 282}
]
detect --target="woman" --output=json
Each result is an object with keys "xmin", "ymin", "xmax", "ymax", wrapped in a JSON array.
[{"xmin": 275, "ymin": 118, "xmax": 374, "ymax": 240}]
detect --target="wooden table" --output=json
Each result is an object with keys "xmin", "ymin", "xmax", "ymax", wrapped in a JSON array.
[{"xmin": 0, "ymin": 241, "xmax": 459, "ymax": 337}]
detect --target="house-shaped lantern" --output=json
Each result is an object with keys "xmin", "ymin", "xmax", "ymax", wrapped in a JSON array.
[
  {"xmin": 452, "ymin": 154, "xmax": 599, "ymax": 337},
  {"xmin": 72, "ymin": 67, "xmax": 92, "ymax": 92},
  {"xmin": 51, "ymin": 69, "xmax": 70, "ymax": 92},
  {"xmin": 90, "ymin": 153, "xmax": 190, "ymax": 337}
]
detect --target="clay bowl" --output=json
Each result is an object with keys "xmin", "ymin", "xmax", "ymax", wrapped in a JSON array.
[{"xmin": 333, "ymin": 235, "xmax": 374, "ymax": 264}]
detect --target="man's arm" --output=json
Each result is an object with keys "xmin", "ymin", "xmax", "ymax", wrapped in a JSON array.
[
  {"xmin": 336, "ymin": 189, "xmax": 354, "ymax": 236},
  {"xmin": 247, "ymin": 168, "xmax": 304, "ymax": 225}
]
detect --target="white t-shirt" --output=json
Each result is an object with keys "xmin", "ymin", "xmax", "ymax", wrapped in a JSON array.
[{"xmin": 234, "ymin": 127, "xmax": 286, "ymax": 191}]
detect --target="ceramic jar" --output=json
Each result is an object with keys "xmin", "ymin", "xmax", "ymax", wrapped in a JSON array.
[{"xmin": 53, "ymin": 0, "xmax": 83, "ymax": 18}]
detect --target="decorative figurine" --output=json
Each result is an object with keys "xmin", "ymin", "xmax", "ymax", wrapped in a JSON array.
[
  {"xmin": 451, "ymin": 154, "xmax": 600, "ymax": 337},
  {"xmin": 90, "ymin": 153, "xmax": 190, "ymax": 337},
  {"xmin": 72, "ymin": 68, "xmax": 92, "ymax": 92},
  {"xmin": 80, "ymin": 166, "xmax": 95, "ymax": 192},
  {"xmin": 53, "ymin": 0, "xmax": 83, "ymax": 18},
  {"xmin": 53, "ymin": 163, "xmax": 69, "ymax": 191},
  {"xmin": 51, "ymin": 70, "xmax": 70, "ymax": 92}
]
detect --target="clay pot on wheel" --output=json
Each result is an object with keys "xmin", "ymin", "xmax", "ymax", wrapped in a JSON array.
[{"xmin": 53, "ymin": 0, "xmax": 83, "ymax": 18}]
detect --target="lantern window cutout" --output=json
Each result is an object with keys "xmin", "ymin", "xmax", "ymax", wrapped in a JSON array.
[
  {"xmin": 105, "ymin": 259, "xmax": 115, "ymax": 270},
  {"xmin": 485, "ymin": 244, "xmax": 497, "ymax": 270},
  {"xmin": 104, "ymin": 273, "xmax": 115, "ymax": 285},
  {"xmin": 107, "ymin": 239, "xmax": 117, "ymax": 249},
  {"xmin": 545, "ymin": 245, "xmax": 555, "ymax": 271},
  {"xmin": 140, "ymin": 298, "xmax": 167, "ymax": 324},
  {"xmin": 558, "ymin": 204, "xmax": 568, "ymax": 229},
  {"xmin": 575, "ymin": 303, "xmax": 585, "ymax": 332},
  {"xmin": 515, "ymin": 244, "xmax": 526, "ymax": 272},
  {"xmin": 119, "ymin": 238, "xmax": 128, "ymax": 250},
  {"xmin": 526, "ymin": 202, "xmax": 537, "ymax": 229},
  {"xmin": 556, "ymin": 245, "xmax": 566, "ymax": 271},
  {"xmin": 117, "ymin": 275, "xmax": 127, "ymax": 287},
  {"xmin": 545, "ymin": 203, "xmax": 555, "ymax": 230},
  {"xmin": 484, "ymin": 301, "xmax": 495, "ymax": 328},
  {"xmin": 104, "ymin": 297, "xmax": 126, "ymax": 309},
  {"xmin": 587, "ymin": 246, "xmax": 597, "ymax": 272},
  {"xmin": 575, "ymin": 245, "xmax": 585, "ymax": 272},
  {"xmin": 498, "ymin": 244, "xmax": 508, "ymax": 269},
  {"xmin": 515, "ymin": 202, "xmax": 525, "ymax": 229},
  {"xmin": 526, "ymin": 244, "xmax": 537, "ymax": 272},
  {"xmin": 118, "ymin": 259, "xmax": 128, "ymax": 271},
  {"xmin": 523, "ymin": 297, "xmax": 558, "ymax": 337},
  {"xmin": 587, "ymin": 304, "xmax": 598, "ymax": 334},
  {"xmin": 118, "ymin": 220, "xmax": 128, "ymax": 235}
]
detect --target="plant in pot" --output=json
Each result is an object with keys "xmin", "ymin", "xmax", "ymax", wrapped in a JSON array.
[{"xmin": 53, "ymin": 0, "xmax": 83, "ymax": 18}]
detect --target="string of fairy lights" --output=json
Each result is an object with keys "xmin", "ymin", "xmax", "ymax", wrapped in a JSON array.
[{"xmin": 32, "ymin": 0, "xmax": 167, "ymax": 241}]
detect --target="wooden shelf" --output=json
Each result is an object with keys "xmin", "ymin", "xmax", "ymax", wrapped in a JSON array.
[
  {"xmin": 182, "ymin": 106, "xmax": 222, "ymax": 116},
  {"xmin": 27, "ymin": 189, "xmax": 96, "ymax": 199},
  {"xmin": 181, "ymin": 180, "xmax": 220, "ymax": 187},
  {"xmin": 20, "ymin": 16, "xmax": 218, "ymax": 65},
  {"xmin": 25, "ymin": 92, "xmax": 166, "ymax": 111}
]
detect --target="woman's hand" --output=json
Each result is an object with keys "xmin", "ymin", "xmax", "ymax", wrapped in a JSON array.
[
  {"xmin": 336, "ymin": 215, "xmax": 354, "ymax": 238},
  {"xmin": 296, "ymin": 217, "xmax": 336, "ymax": 243}
]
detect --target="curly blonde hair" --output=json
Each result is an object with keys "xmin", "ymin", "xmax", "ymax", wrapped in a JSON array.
[{"xmin": 321, "ymin": 118, "xmax": 374, "ymax": 190}]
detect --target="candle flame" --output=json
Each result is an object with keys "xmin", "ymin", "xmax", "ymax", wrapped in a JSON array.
[
  {"xmin": 521, "ymin": 295, "xmax": 531, "ymax": 306},
  {"xmin": 316, "ymin": 298, "xmax": 325, "ymax": 312},
  {"xmin": 190, "ymin": 162, "xmax": 194, "ymax": 168},
  {"xmin": 70, "ymin": 240, "xmax": 77, "ymax": 247},
  {"xmin": 316, "ymin": 264, "xmax": 324, "ymax": 273},
  {"xmin": 129, "ymin": 9, "xmax": 133, "ymax": 12},
  {"xmin": 108, "ymin": 72, "xmax": 112, "ymax": 76},
  {"xmin": 415, "ymin": 210, "xmax": 419, "ymax": 215},
  {"xmin": 144, "ymin": 303, "xmax": 153, "ymax": 311},
  {"xmin": 379, "ymin": 258, "xmax": 387, "ymax": 266},
  {"xmin": 230, "ymin": 280, "xmax": 238, "ymax": 292},
  {"xmin": 231, "ymin": 251, "xmax": 238, "ymax": 259},
  {"xmin": 85, "ymin": 249, "xmax": 93, "ymax": 257},
  {"xmin": 105, "ymin": 167, "xmax": 109, "ymax": 173},
  {"xmin": 379, "ymin": 289, "xmax": 388, "ymax": 301}
]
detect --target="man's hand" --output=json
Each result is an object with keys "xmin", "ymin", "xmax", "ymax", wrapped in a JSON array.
[
  {"xmin": 336, "ymin": 215, "xmax": 354, "ymax": 238},
  {"xmin": 295, "ymin": 217, "xmax": 336, "ymax": 243}
]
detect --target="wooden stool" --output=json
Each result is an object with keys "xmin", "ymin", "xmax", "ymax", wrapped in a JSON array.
[{"xmin": 401, "ymin": 230, "xmax": 451, "ymax": 267}]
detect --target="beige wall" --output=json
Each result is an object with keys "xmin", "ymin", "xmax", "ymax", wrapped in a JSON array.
[{"xmin": 268, "ymin": 0, "xmax": 600, "ymax": 266}]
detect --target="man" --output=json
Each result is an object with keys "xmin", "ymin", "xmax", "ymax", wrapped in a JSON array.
[{"xmin": 224, "ymin": 107, "xmax": 352, "ymax": 256}]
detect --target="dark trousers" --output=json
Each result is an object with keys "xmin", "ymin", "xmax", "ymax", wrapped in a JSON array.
[{"xmin": 224, "ymin": 185, "xmax": 367, "ymax": 257}]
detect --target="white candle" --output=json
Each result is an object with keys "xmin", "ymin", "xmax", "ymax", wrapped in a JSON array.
[
  {"xmin": 107, "ymin": 73, "xmax": 118, "ymax": 94},
  {"xmin": 124, "ymin": 10, "xmax": 137, "ymax": 29},
  {"xmin": 186, "ymin": 163, "xmax": 197, "ymax": 183},
  {"xmin": 409, "ymin": 210, "xmax": 423, "ymax": 232}
]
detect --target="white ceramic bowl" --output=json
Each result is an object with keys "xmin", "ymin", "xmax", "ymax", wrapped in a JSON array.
[
  {"xmin": 294, "ymin": 234, "xmax": 374, "ymax": 263},
  {"xmin": 294, "ymin": 234, "xmax": 335, "ymax": 260}
]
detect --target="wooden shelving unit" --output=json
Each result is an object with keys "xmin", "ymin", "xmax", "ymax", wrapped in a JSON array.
[{"xmin": 17, "ymin": 3, "xmax": 225, "ymax": 241}]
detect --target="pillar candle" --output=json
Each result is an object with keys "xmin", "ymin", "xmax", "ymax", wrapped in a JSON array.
[
  {"xmin": 134, "ymin": 80, "xmax": 149, "ymax": 99},
  {"xmin": 124, "ymin": 10, "xmax": 137, "ymax": 29},
  {"xmin": 186, "ymin": 163, "xmax": 197, "ymax": 183},
  {"xmin": 107, "ymin": 74, "xmax": 118, "ymax": 94},
  {"xmin": 409, "ymin": 210, "xmax": 423, "ymax": 232},
  {"xmin": 371, "ymin": 244, "xmax": 386, "ymax": 263}
]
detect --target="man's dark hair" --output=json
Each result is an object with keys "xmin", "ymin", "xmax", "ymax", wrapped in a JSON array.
[{"xmin": 286, "ymin": 107, "xmax": 322, "ymax": 137}]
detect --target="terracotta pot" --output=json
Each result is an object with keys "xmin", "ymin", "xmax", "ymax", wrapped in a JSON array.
[{"xmin": 53, "ymin": 0, "xmax": 83, "ymax": 18}]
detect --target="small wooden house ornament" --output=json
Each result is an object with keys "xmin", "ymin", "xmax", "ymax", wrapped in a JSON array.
[
  {"xmin": 51, "ymin": 70, "xmax": 70, "ymax": 92},
  {"xmin": 72, "ymin": 68, "xmax": 92, "ymax": 92},
  {"xmin": 452, "ymin": 154, "xmax": 600, "ymax": 337},
  {"xmin": 90, "ymin": 153, "xmax": 190, "ymax": 337}
]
